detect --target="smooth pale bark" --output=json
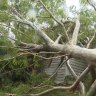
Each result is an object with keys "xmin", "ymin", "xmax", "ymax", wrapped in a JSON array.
[
  {"xmin": 19, "ymin": 42, "xmax": 96, "ymax": 65},
  {"xmin": 50, "ymin": 44, "xmax": 96, "ymax": 64},
  {"xmin": 71, "ymin": 15, "xmax": 80, "ymax": 45}
]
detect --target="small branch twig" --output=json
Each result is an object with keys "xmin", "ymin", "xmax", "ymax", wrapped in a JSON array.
[
  {"xmin": 55, "ymin": 34, "xmax": 62, "ymax": 44},
  {"xmin": 39, "ymin": 51, "xmax": 61, "ymax": 54},
  {"xmin": 86, "ymin": 33, "xmax": 95, "ymax": 48}
]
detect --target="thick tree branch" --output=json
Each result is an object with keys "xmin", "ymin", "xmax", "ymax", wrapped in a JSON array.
[
  {"xmin": 71, "ymin": 15, "xmax": 80, "ymax": 45},
  {"xmin": 19, "ymin": 42, "xmax": 96, "ymax": 65}
]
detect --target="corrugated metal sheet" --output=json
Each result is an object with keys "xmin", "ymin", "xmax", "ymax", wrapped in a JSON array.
[
  {"xmin": 44, "ymin": 57, "xmax": 61, "ymax": 75},
  {"xmin": 69, "ymin": 58, "xmax": 87, "ymax": 75},
  {"xmin": 44, "ymin": 57, "xmax": 87, "ymax": 84}
]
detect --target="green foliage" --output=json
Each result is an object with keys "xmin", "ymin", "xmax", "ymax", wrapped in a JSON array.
[
  {"xmin": 0, "ymin": 12, "xmax": 9, "ymax": 22},
  {"xmin": 0, "ymin": 0, "xmax": 8, "ymax": 10},
  {"xmin": 11, "ymin": 84, "xmax": 30, "ymax": 94},
  {"xmin": 15, "ymin": 0, "xmax": 32, "ymax": 16},
  {"xmin": 0, "ymin": 0, "xmax": 96, "ymax": 95},
  {"xmin": 80, "ymin": 0, "xmax": 88, "ymax": 4}
]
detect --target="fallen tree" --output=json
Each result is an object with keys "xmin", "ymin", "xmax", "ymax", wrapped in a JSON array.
[{"xmin": 0, "ymin": 0, "xmax": 96, "ymax": 96}]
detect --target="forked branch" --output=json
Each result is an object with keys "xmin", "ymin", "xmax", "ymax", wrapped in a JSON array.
[{"xmin": 55, "ymin": 34, "xmax": 62, "ymax": 44}]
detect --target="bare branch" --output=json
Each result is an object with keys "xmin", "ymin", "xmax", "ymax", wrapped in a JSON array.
[
  {"xmin": 39, "ymin": 51, "xmax": 61, "ymax": 54},
  {"xmin": 20, "ymin": 51, "xmax": 68, "ymax": 60},
  {"xmin": 86, "ymin": 33, "xmax": 95, "ymax": 48},
  {"xmin": 71, "ymin": 65, "xmax": 90, "ymax": 90},
  {"xmin": 30, "ymin": 86, "xmax": 71, "ymax": 96},
  {"xmin": 66, "ymin": 60, "xmax": 77, "ymax": 78},
  {"xmin": 55, "ymin": 34, "xmax": 62, "ymax": 44},
  {"xmin": 71, "ymin": 15, "xmax": 80, "ymax": 45}
]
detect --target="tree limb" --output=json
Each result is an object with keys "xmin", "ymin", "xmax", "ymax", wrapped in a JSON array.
[
  {"xmin": 71, "ymin": 15, "xmax": 80, "ymax": 45},
  {"xmin": 19, "ymin": 41, "xmax": 96, "ymax": 65}
]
